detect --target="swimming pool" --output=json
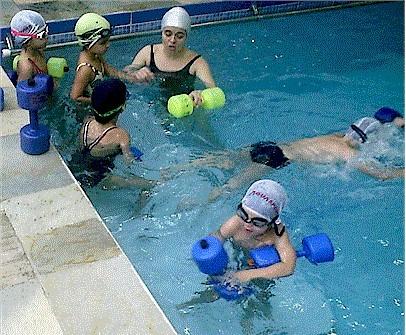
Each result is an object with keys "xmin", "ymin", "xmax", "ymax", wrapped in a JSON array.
[{"xmin": 44, "ymin": 2, "xmax": 403, "ymax": 334}]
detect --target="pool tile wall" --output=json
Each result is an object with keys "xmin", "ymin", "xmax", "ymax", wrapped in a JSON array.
[{"xmin": 0, "ymin": 1, "xmax": 367, "ymax": 53}]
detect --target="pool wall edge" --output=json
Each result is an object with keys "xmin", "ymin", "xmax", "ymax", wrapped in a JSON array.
[{"xmin": 0, "ymin": 67, "xmax": 177, "ymax": 334}]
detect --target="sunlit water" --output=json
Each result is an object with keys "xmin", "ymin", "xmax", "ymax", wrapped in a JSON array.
[{"xmin": 42, "ymin": 3, "xmax": 403, "ymax": 334}]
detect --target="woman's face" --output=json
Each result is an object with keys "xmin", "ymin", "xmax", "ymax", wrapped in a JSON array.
[{"xmin": 161, "ymin": 27, "xmax": 186, "ymax": 53}]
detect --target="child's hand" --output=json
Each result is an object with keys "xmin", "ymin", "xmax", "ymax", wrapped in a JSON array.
[
  {"xmin": 125, "ymin": 66, "xmax": 154, "ymax": 83},
  {"xmin": 231, "ymin": 270, "xmax": 252, "ymax": 283}
]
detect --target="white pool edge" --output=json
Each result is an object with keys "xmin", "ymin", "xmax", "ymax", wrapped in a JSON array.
[{"xmin": 0, "ymin": 66, "xmax": 177, "ymax": 334}]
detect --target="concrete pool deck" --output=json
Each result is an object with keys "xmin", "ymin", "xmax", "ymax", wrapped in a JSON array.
[{"xmin": 0, "ymin": 67, "xmax": 177, "ymax": 334}]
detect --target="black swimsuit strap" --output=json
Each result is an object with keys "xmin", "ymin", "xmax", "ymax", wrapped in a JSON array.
[
  {"xmin": 149, "ymin": 44, "xmax": 201, "ymax": 74},
  {"xmin": 183, "ymin": 54, "xmax": 201, "ymax": 72},
  {"xmin": 83, "ymin": 120, "xmax": 91, "ymax": 148},
  {"xmin": 149, "ymin": 44, "xmax": 155, "ymax": 68},
  {"xmin": 83, "ymin": 120, "xmax": 118, "ymax": 151},
  {"xmin": 88, "ymin": 126, "xmax": 118, "ymax": 151}
]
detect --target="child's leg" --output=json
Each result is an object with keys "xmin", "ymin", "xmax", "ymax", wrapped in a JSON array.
[{"xmin": 99, "ymin": 175, "xmax": 157, "ymax": 190}]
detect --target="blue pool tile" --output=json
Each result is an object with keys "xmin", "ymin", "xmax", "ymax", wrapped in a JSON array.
[
  {"xmin": 104, "ymin": 12, "xmax": 132, "ymax": 27},
  {"xmin": 48, "ymin": 18, "xmax": 77, "ymax": 35},
  {"xmin": 0, "ymin": 1, "xmax": 363, "ymax": 52}
]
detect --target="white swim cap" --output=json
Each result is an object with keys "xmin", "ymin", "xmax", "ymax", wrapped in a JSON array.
[
  {"xmin": 161, "ymin": 7, "xmax": 191, "ymax": 35},
  {"xmin": 345, "ymin": 117, "xmax": 382, "ymax": 143},
  {"xmin": 10, "ymin": 10, "xmax": 46, "ymax": 46},
  {"xmin": 242, "ymin": 179, "xmax": 287, "ymax": 223}
]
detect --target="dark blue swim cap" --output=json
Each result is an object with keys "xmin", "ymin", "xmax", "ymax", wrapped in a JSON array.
[
  {"xmin": 91, "ymin": 78, "xmax": 127, "ymax": 117},
  {"xmin": 374, "ymin": 107, "xmax": 402, "ymax": 124}
]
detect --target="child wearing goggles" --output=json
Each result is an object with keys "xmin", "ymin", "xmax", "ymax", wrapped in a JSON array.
[
  {"xmin": 70, "ymin": 78, "xmax": 156, "ymax": 190},
  {"xmin": 70, "ymin": 12, "xmax": 151, "ymax": 108},
  {"xmin": 10, "ymin": 10, "xmax": 49, "ymax": 82},
  {"xmin": 212, "ymin": 179, "xmax": 297, "ymax": 283}
]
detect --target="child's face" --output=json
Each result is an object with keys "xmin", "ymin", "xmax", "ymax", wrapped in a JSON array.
[
  {"xmin": 26, "ymin": 35, "xmax": 48, "ymax": 50},
  {"xmin": 237, "ymin": 205, "xmax": 270, "ymax": 236},
  {"xmin": 89, "ymin": 37, "xmax": 110, "ymax": 55}
]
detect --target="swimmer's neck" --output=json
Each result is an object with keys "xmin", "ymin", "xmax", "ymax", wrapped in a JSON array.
[{"xmin": 161, "ymin": 44, "xmax": 188, "ymax": 59}]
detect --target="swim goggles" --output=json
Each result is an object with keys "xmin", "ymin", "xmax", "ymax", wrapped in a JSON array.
[
  {"xmin": 11, "ymin": 25, "xmax": 48, "ymax": 40},
  {"xmin": 78, "ymin": 28, "xmax": 111, "ymax": 48},
  {"xmin": 236, "ymin": 203, "xmax": 285, "ymax": 236},
  {"xmin": 350, "ymin": 124, "xmax": 367, "ymax": 143},
  {"xmin": 94, "ymin": 102, "xmax": 125, "ymax": 118}
]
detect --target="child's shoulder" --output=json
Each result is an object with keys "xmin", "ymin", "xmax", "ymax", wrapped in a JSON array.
[
  {"xmin": 108, "ymin": 126, "xmax": 130, "ymax": 142},
  {"xmin": 77, "ymin": 51, "xmax": 92, "ymax": 64}
]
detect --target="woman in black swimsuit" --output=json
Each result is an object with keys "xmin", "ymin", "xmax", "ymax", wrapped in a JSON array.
[{"xmin": 125, "ymin": 6, "xmax": 217, "ymax": 104}]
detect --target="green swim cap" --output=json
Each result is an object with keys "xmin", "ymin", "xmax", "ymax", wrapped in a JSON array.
[{"xmin": 74, "ymin": 13, "xmax": 111, "ymax": 48}]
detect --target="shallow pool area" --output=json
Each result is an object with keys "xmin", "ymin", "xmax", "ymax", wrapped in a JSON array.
[
  {"xmin": 38, "ymin": 2, "xmax": 405, "ymax": 334},
  {"xmin": 1, "ymin": 1, "xmax": 404, "ymax": 335}
]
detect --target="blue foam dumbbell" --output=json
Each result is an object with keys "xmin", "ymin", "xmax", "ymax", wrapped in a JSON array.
[
  {"xmin": 0, "ymin": 88, "xmax": 4, "ymax": 111},
  {"xmin": 192, "ymin": 236, "xmax": 229, "ymax": 276},
  {"xmin": 130, "ymin": 146, "xmax": 143, "ymax": 161},
  {"xmin": 250, "ymin": 233, "xmax": 335, "ymax": 268},
  {"xmin": 16, "ymin": 75, "xmax": 51, "ymax": 155},
  {"xmin": 192, "ymin": 233, "xmax": 334, "ymax": 301},
  {"xmin": 192, "ymin": 236, "xmax": 252, "ymax": 300}
]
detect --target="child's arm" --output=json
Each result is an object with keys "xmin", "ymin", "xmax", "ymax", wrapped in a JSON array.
[
  {"xmin": 17, "ymin": 58, "xmax": 35, "ymax": 82},
  {"xmin": 208, "ymin": 161, "xmax": 269, "ymax": 202},
  {"xmin": 354, "ymin": 161, "xmax": 404, "ymax": 180},
  {"xmin": 70, "ymin": 65, "xmax": 94, "ymax": 103},
  {"xmin": 233, "ymin": 229, "xmax": 297, "ymax": 282},
  {"xmin": 103, "ymin": 59, "xmax": 153, "ymax": 83},
  {"xmin": 211, "ymin": 216, "xmax": 240, "ymax": 242},
  {"xmin": 116, "ymin": 128, "xmax": 135, "ymax": 165}
]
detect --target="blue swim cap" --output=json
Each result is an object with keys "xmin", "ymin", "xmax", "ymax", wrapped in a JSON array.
[{"xmin": 374, "ymin": 107, "xmax": 402, "ymax": 124}]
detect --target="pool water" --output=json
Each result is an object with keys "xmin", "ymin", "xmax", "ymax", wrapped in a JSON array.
[{"xmin": 44, "ymin": 2, "xmax": 404, "ymax": 335}]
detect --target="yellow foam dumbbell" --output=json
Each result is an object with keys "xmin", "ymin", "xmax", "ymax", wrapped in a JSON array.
[
  {"xmin": 47, "ymin": 57, "xmax": 69, "ymax": 78},
  {"xmin": 167, "ymin": 87, "xmax": 226, "ymax": 118},
  {"xmin": 12, "ymin": 56, "xmax": 68, "ymax": 79}
]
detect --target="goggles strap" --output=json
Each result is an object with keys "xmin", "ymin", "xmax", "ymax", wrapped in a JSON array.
[
  {"xmin": 273, "ymin": 222, "xmax": 285, "ymax": 237},
  {"xmin": 94, "ymin": 103, "xmax": 125, "ymax": 118},
  {"xmin": 350, "ymin": 124, "xmax": 367, "ymax": 143}
]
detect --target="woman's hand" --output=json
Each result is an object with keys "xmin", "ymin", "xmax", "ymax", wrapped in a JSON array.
[
  {"xmin": 124, "ymin": 66, "xmax": 155, "ymax": 83},
  {"xmin": 189, "ymin": 90, "xmax": 203, "ymax": 106}
]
